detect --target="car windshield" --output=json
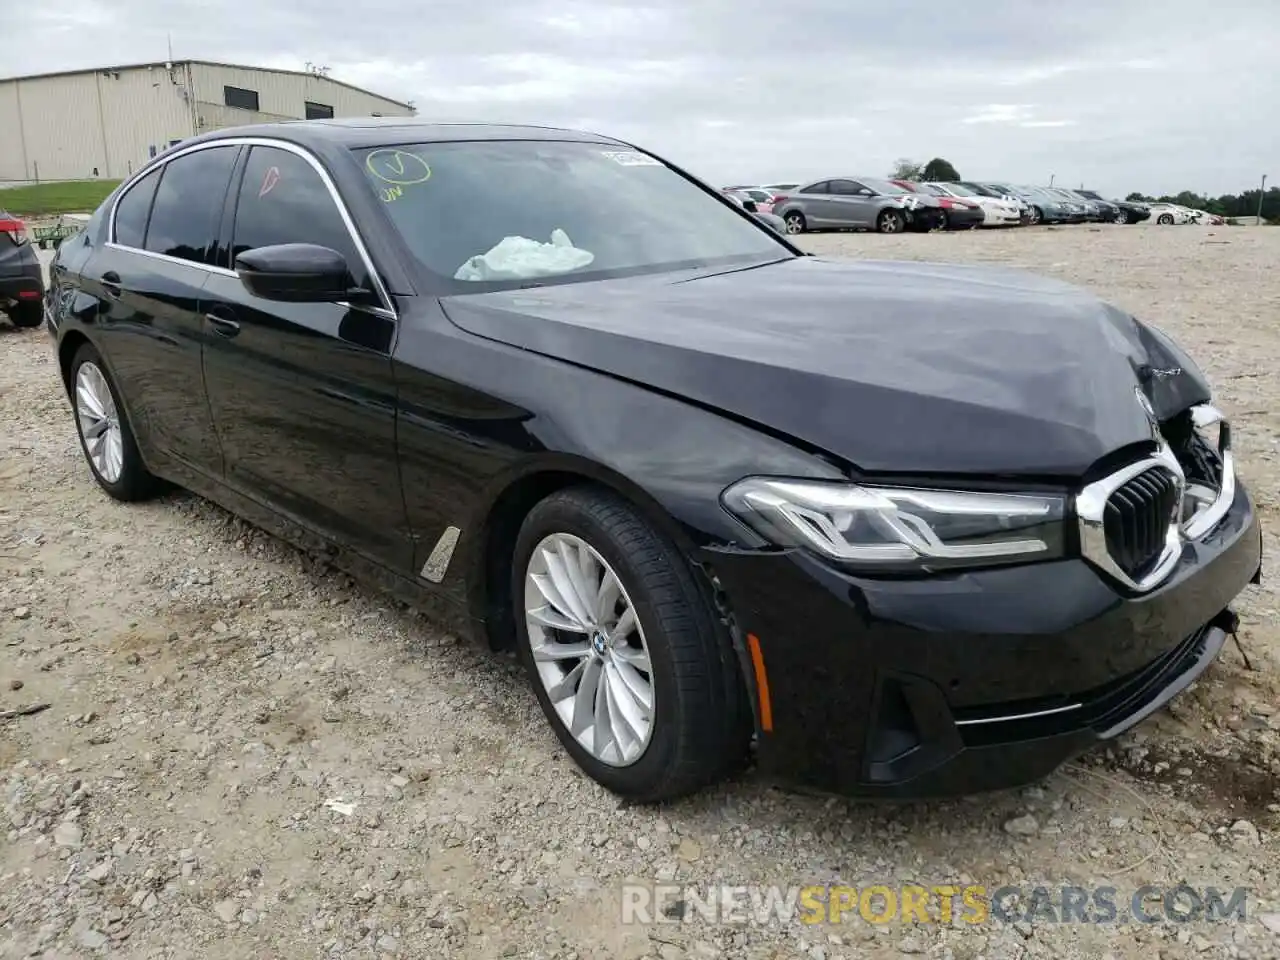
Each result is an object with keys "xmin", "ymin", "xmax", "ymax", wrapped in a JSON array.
[
  {"xmin": 354, "ymin": 140, "xmax": 789, "ymax": 290},
  {"xmin": 940, "ymin": 183, "xmax": 977, "ymax": 197},
  {"xmin": 860, "ymin": 178, "xmax": 911, "ymax": 196}
]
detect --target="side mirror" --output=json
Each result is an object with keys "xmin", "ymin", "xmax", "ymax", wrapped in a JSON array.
[
  {"xmin": 741, "ymin": 199, "xmax": 758, "ymax": 212},
  {"xmin": 234, "ymin": 243, "xmax": 355, "ymax": 303}
]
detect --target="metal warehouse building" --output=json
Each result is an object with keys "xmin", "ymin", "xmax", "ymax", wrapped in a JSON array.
[{"xmin": 0, "ymin": 60, "xmax": 415, "ymax": 184}]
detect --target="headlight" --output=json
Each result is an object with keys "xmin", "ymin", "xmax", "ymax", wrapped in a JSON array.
[{"xmin": 721, "ymin": 478, "xmax": 1066, "ymax": 571}]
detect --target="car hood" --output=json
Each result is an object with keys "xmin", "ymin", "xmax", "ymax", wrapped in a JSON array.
[{"xmin": 439, "ymin": 256, "xmax": 1210, "ymax": 477}]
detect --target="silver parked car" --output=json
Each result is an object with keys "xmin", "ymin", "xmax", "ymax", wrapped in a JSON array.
[{"xmin": 771, "ymin": 177, "xmax": 947, "ymax": 235}]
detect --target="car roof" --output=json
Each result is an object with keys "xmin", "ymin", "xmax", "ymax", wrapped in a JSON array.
[{"xmin": 177, "ymin": 118, "xmax": 632, "ymax": 152}]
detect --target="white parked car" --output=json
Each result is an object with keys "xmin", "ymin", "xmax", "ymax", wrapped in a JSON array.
[
  {"xmin": 1147, "ymin": 203, "xmax": 1195, "ymax": 225},
  {"xmin": 1186, "ymin": 209, "xmax": 1226, "ymax": 226},
  {"xmin": 930, "ymin": 182, "xmax": 1023, "ymax": 226}
]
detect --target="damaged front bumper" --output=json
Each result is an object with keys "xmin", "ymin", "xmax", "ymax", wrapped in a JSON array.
[{"xmin": 702, "ymin": 478, "xmax": 1263, "ymax": 799}]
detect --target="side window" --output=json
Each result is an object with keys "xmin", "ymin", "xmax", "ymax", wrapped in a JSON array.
[
  {"xmin": 802, "ymin": 181, "xmax": 829, "ymax": 194},
  {"xmin": 144, "ymin": 147, "xmax": 238, "ymax": 264},
  {"xmin": 112, "ymin": 168, "xmax": 161, "ymax": 248},
  {"xmin": 829, "ymin": 180, "xmax": 866, "ymax": 196},
  {"xmin": 231, "ymin": 146, "xmax": 368, "ymax": 288}
]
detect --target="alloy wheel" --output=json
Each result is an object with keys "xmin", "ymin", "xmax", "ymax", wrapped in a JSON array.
[
  {"xmin": 1115, "ymin": 209, "xmax": 1128, "ymax": 224},
  {"xmin": 75, "ymin": 362, "xmax": 124, "ymax": 484},
  {"xmin": 879, "ymin": 211, "xmax": 904, "ymax": 234},
  {"xmin": 784, "ymin": 213, "xmax": 804, "ymax": 235},
  {"xmin": 524, "ymin": 532, "xmax": 655, "ymax": 767}
]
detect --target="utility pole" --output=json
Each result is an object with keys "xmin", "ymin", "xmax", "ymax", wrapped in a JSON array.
[
  {"xmin": 1049, "ymin": 173, "xmax": 1056, "ymax": 187},
  {"xmin": 1258, "ymin": 174, "xmax": 1268, "ymax": 224}
]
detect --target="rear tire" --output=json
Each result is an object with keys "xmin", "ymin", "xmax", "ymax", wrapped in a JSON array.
[
  {"xmin": 7, "ymin": 302, "xmax": 43, "ymax": 328},
  {"xmin": 513, "ymin": 486, "xmax": 750, "ymax": 803},
  {"xmin": 1114, "ymin": 209, "xmax": 1129, "ymax": 224},
  {"xmin": 1029, "ymin": 206, "xmax": 1044, "ymax": 225},
  {"xmin": 1157, "ymin": 213, "xmax": 1174, "ymax": 225},
  {"xmin": 69, "ymin": 342, "xmax": 164, "ymax": 502}
]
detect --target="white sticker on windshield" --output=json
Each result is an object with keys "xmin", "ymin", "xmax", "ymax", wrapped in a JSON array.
[{"xmin": 601, "ymin": 150, "xmax": 661, "ymax": 166}]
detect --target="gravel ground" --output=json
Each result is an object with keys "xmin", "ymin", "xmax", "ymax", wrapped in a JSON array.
[{"xmin": 2, "ymin": 225, "xmax": 1279, "ymax": 960}]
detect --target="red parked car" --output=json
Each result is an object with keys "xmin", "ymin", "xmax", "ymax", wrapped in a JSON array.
[{"xmin": 891, "ymin": 181, "xmax": 985, "ymax": 230}]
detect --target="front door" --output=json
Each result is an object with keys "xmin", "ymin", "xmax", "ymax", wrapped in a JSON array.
[
  {"xmin": 826, "ymin": 179, "xmax": 875, "ymax": 227},
  {"xmin": 200, "ymin": 143, "xmax": 414, "ymax": 572}
]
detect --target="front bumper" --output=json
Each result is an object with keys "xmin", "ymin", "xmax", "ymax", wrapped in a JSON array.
[
  {"xmin": 905, "ymin": 207, "xmax": 946, "ymax": 231},
  {"xmin": 943, "ymin": 207, "xmax": 985, "ymax": 229},
  {"xmin": 704, "ymin": 480, "xmax": 1262, "ymax": 798}
]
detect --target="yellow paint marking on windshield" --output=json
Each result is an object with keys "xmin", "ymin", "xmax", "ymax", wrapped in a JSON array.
[
  {"xmin": 366, "ymin": 149, "xmax": 431, "ymax": 186},
  {"xmin": 379, "ymin": 184, "xmax": 404, "ymax": 203}
]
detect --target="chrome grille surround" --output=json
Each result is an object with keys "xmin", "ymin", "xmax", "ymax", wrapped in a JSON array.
[{"xmin": 1077, "ymin": 403, "xmax": 1234, "ymax": 593}]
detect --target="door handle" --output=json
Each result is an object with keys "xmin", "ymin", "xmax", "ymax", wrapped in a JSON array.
[
  {"xmin": 101, "ymin": 271, "xmax": 122, "ymax": 299},
  {"xmin": 205, "ymin": 313, "xmax": 241, "ymax": 338}
]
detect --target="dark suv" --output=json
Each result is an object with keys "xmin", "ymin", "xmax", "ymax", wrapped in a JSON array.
[{"xmin": 0, "ymin": 210, "xmax": 45, "ymax": 327}]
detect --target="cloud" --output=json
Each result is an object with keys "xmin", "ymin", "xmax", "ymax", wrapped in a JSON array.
[
  {"xmin": 961, "ymin": 105, "xmax": 1036, "ymax": 125},
  {"xmin": 2, "ymin": 0, "xmax": 1277, "ymax": 196}
]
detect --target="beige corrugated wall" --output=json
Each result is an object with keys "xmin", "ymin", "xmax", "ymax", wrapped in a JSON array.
[{"xmin": 0, "ymin": 63, "xmax": 412, "ymax": 185}]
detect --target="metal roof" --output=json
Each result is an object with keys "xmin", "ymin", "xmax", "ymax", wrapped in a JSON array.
[{"xmin": 0, "ymin": 59, "xmax": 413, "ymax": 110}]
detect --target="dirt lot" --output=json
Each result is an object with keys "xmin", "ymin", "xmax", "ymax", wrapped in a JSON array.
[{"xmin": 3, "ymin": 225, "xmax": 1279, "ymax": 960}]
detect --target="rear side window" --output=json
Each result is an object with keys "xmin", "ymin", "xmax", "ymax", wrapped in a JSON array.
[
  {"xmin": 802, "ymin": 181, "xmax": 829, "ymax": 194},
  {"xmin": 112, "ymin": 168, "xmax": 161, "ymax": 248},
  {"xmin": 231, "ymin": 145, "xmax": 368, "ymax": 287},
  {"xmin": 144, "ymin": 146, "xmax": 238, "ymax": 264}
]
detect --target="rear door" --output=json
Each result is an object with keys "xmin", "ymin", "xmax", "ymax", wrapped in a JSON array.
[
  {"xmin": 86, "ymin": 145, "xmax": 239, "ymax": 477},
  {"xmin": 199, "ymin": 142, "xmax": 413, "ymax": 572},
  {"xmin": 794, "ymin": 181, "xmax": 833, "ymax": 224}
]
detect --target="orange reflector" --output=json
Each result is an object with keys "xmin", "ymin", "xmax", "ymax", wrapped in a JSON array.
[{"xmin": 745, "ymin": 633, "xmax": 773, "ymax": 733}]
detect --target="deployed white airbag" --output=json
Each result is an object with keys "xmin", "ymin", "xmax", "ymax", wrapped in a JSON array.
[{"xmin": 454, "ymin": 229, "xmax": 594, "ymax": 281}]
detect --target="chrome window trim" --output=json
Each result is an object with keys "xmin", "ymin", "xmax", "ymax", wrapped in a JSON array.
[
  {"xmin": 103, "ymin": 242, "xmax": 239, "ymax": 278},
  {"xmin": 1076, "ymin": 402, "xmax": 1236, "ymax": 593},
  {"xmin": 107, "ymin": 136, "xmax": 396, "ymax": 318}
]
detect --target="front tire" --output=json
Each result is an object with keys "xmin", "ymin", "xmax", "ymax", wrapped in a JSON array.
[
  {"xmin": 7, "ymin": 302, "xmax": 43, "ymax": 328},
  {"xmin": 877, "ymin": 209, "xmax": 905, "ymax": 234},
  {"xmin": 1029, "ymin": 206, "xmax": 1044, "ymax": 225},
  {"xmin": 513, "ymin": 486, "xmax": 749, "ymax": 802},
  {"xmin": 783, "ymin": 211, "xmax": 806, "ymax": 235},
  {"xmin": 1157, "ymin": 213, "xmax": 1174, "ymax": 225},
  {"xmin": 69, "ymin": 342, "xmax": 163, "ymax": 501}
]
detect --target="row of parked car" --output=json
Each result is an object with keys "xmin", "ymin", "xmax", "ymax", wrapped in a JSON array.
[{"xmin": 722, "ymin": 180, "xmax": 1221, "ymax": 235}]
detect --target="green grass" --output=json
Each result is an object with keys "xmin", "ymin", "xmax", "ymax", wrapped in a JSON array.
[{"xmin": 0, "ymin": 179, "xmax": 121, "ymax": 217}]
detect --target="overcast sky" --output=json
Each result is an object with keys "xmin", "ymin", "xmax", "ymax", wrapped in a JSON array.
[{"xmin": 7, "ymin": 0, "xmax": 1276, "ymax": 197}]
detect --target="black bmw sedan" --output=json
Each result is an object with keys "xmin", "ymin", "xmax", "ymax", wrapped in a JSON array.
[{"xmin": 45, "ymin": 119, "xmax": 1262, "ymax": 802}]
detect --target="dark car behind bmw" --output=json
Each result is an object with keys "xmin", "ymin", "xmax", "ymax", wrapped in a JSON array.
[
  {"xmin": 45, "ymin": 119, "xmax": 1262, "ymax": 802},
  {"xmin": 1077, "ymin": 189, "xmax": 1152, "ymax": 224},
  {"xmin": 0, "ymin": 210, "xmax": 46, "ymax": 328}
]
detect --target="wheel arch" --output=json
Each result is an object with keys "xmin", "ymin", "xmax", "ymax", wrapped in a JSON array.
[
  {"xmin": 57, "ymin": 329, "xmax": 162, "ymax": 479},
  {"xmin": 463, "ymin": 456, "xmax": 704, "ymax": 653},
  {"xmin": 57, "ymin": 329, "xmax": 93, "ymax": 395}
]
